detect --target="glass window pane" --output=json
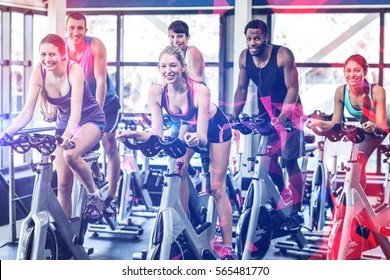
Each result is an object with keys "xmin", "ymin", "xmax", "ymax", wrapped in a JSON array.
[
  {"xmin": 273, "ymin": 13, "xmax": 380, "ymax": 63},
  {"xmin": 121, "ymin": 66, "xmax": 160, "ymax": 113},
  {"xmin": 108, "ymin": 66, "xmax": 116, "ymax": 88},
  {"xmin": 385, "ymin": 14, "xmax": 390, "ymax": 63},
  {"xmin": 11, "ymin": 66, "xmax": 23, "ymax": 113},
  {"xmin": 205, "ymin": 66, "xmax": 219, "ymax": 106},
  {"xmin": 33, "ymin": 15, "xmax": 49, "ymax": 67},
  {"xmin": 123, "ymin": 14, "xmax": 220, "ymax": 62},
  {"xmin": 11, "ymin": 12, "xmax": 24, "ymax": 61},
  {"xmin": 85, "ymin": 15, "xmax": 117, "ymax": 62},
  {"xmin": 0, "ymin": 12, "xmax": 2, "ymax": 58}
]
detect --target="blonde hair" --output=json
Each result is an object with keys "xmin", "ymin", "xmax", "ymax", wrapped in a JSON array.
[
  {"xmin": 39, "ymin": 88, "xmax": 57, "ymax": 122},
  {"xmin": 159, "ymin": 45, "xmax": 186, "ymax": 68}
]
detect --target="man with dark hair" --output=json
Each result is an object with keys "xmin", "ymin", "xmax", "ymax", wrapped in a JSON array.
[
  {"xmin": 65, "ymin": 12, "xmax": 121, "ymax": 216},
  {"xmin": 232, "ymin": 19, "xmax": 306, "ymax": 230}
]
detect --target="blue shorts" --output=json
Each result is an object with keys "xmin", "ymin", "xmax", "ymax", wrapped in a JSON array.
[{"xmin": 103, "ymin": 108, "xmax": 120, "ymax": 133}]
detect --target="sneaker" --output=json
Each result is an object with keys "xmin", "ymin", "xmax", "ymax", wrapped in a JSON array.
[
  {"xmin": 84, "ymin": 194, "xmax": 103, "ymax": 223},
  {"xmin": 103, "ymin": 195, "xmax": 118, "ymax": 217},
  {"xmin": 93, "ymin": 172, "xmax": 107, "ymax": 188},
  {"xmin": 220, "ymin": 246, "xmax": 238, "ymax": 260},
  {"xmin": 281, "ymin": 211, "xmax": 304, "ymax": 232}
]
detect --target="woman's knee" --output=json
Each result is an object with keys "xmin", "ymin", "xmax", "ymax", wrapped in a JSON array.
[
  {"xmin": 210, "ymin": 175, "xmax": 226, "ymax": 200},
  {"xmin": 63, "ymin": 151, "xmax": 81, "ymax": 168},
  {"xmin": 57, "ymin": 180, "xmax": 73, "ymax": 197}
]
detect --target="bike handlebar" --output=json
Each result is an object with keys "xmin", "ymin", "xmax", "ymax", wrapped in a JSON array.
[
  {"xmin": 307, "ymin": 110, "xmax": 384, "ymax": 144},
  {"xmin": 0, "ymin": 133, "xmax": 74, "ymax": 155},
  {"xmin": 120, "ymin": 113, "xmax": 177, "ymax": 132},
  {"xmin": 231, "ymin": 114, "xmax": 275, "ymax": 136},
  {"xmin": 123, "ymin": 134, "xmax": 208, "ymax": 159}
]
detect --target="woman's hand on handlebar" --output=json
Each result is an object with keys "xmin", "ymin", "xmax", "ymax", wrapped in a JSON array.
[
  {"xmin": 361, "ymin": 120, "xmax": 376, "ymax": 133},
  {"xmin": 116, "ymin": 128, "xmax": 149, "ymax": 143},
  {"xmin": 57, "ymin": 133, "xmax": 75, "ymax": 150},
  {"xmin": 305, "ymin": 118, "xmax": 323, "ymax": 130},
  {"xmin": 184, "ymin": 132, "xmax": 201, "ymax": 147},
  {"xmin": 115, "ymin": 128, "xmax": 133, "ymax": 143}
]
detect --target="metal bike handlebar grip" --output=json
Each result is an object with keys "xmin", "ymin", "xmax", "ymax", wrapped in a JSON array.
[{"xmin": 4, "ymin": 133, "xmax": 32, "ymax": 153}]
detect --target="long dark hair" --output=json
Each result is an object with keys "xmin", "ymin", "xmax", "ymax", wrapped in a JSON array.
[
  {"xmin": 344, "ymin": 54, "xmax": 372, "ymax": 124},
  {"xmin": 38, "ymin": 34, "xmax": 66, "ymax": 122}
]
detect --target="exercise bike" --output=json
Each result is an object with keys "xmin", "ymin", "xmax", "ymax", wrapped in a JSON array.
[
  {"xmin": 233, "ymin": 114, "xmax": 312, "ymax": 260},
  {"xmin": 0, "ymin": 132, "xmax": 93, "ymax": 260},
  {"xmin": 274, "ymin": 111, "xmax": 342, "ymax": 259},
  {"xmin": 324, "ymin": 123, "xmax": 390, "ymax": 260},
  {"xmin": 306, "ymin": 110, "xmax": 341, "ymax": 232},
  {"xmin": 88, "ymin": 114, "xmax": 158, "ymax": 238},
  {"xmin": 126, "ymin": 135, "xmax": 219, "ymax": 260}
]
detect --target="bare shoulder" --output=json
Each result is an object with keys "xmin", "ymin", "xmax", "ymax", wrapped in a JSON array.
[
  {"xmin": 277, "ymin": 46, "xmax": 295, "ymax": 66},
  {"xmin": 91, "ymin": 37, "xmax": 106, "ymax": 54},
  {"xmin": 69, "ymin": 61, "xmax": 83, "ymax": 73},
  {"xmin": 68, "ymin": 62, "xmax": 85, "ymax": 82},
  {"xmin": 372, "ymin": 83, "xmax": 385, "ymax": 94},
  {"xmin": 30, "ymin": 66, "xmax": 43, "ymax": 86},
  {"xmin": 239, "ymin": 49, "xmax": 247, "ymax": 68},
  {"xmin": 372, "ymin": 83, "xmax": 386, "ymax": 99},
  {"xmin": 149, "ymin": 84, "xmax": 164, "ymax": 99},
  {"xmin": 334, "ymin": 85, "xmax": 344, "ymax": 100},
  {"xmin": 187, "ymin": 46, "xmax": 203, "ymax": 57},
  {"xmin": 192, "ymin": 81, "xmax": 209, "ymax": 93}
]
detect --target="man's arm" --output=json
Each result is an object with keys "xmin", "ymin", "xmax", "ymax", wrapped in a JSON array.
[
  {"xmin": 232, "ymin": 49, "xmax": 250, "ymax": 120},
  {"xmin": 91, "ymin": 37, "xmax": 108, "ymax": 108},
  {"xmin": 277, "ymin": 47, "xmax": 299, "ymax": 122}
]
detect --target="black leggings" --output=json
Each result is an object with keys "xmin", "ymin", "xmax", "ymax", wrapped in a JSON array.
[{"xmin": 358, "ymin": 132, "xmax": 388, "ymax": 189}]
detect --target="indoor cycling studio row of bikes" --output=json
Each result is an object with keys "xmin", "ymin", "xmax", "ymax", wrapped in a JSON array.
[{"xmin": 0, "ymin": 110, "xmax": 389, "ymax": 260}]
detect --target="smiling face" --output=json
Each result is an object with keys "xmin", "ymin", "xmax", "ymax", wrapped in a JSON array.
[
  {"xmin": 158, "ymin": 53, "xmax": 186, "ymax": 84},
  {"xmin": 344, "ymin": 60, "xmax": 366, "ymax": 88},
  {"xmin": 40, "ymin": 43, "xmax": 63, "ymax": 71},
  {"xmin": 168, "ymin": 30, "xmax": 189, "ymax": 51},
  {"xmin": 65, "ymin": 17, "xmax": 88, "ymax": 45},
  {"xmin": 245, "ymin": 28, "xmax": 268, "ymax": 57}
]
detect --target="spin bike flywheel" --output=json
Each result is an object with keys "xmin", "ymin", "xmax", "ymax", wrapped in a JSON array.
[
  {"xmin": 19, "ymin": 224, "xmax": 58, "ymax": 260},
  {"xmin": 236, "ymin": 203, "xmax": 272, "ymax": 259}
]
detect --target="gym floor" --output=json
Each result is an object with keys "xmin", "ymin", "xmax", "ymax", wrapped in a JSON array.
[
  {"xmin": 0, "ymin": 203, "xmax": 385, "ymax": 260},
  {"xmin": 0, "ymin": 204, "xmax": 322, "ymax": 261}
]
